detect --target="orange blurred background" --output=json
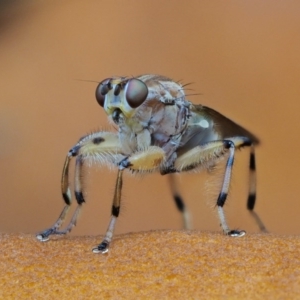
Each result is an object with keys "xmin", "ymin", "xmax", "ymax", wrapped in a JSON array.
[{"xmin": 0, "ymin": 0, "xmax": 299, "ymax": 237}]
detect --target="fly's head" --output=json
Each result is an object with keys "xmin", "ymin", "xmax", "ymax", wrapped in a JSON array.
[{"xmin": 95, "ymin": 77, "xmax": 148, "ymax": 125}]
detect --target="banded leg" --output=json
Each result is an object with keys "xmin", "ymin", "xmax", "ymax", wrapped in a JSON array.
[
  {"xmin": 216, "ymin": 140, "xmax": 245, "ymax": 237},
  {"xmin": 247, "ymin": 145, "xmax": 267, "ymax": 232},
  {"xmin": 169, "ymin": 174, "xmax": 192, "ymax": 230},
  {"xmin": 36, "ymin": 152, "xmax": 74, "ymax": 241},
  {"xmin": 174, "ymin": 137, "xmax": 254, "ymax": 237},
  {"xmin": 92, "ymin": 169, "xmax": 123, "ymax": 253},
  {"xmin": 92, "ymin": 146, "xmax": 166, "ymax": 254},
  {"xmin": 36, "ymin": 131, "xmax": 121, "ymax": 242},
  {"xmin": 50, "ymin": 154, "xmax": 85, "ymax": 237}
]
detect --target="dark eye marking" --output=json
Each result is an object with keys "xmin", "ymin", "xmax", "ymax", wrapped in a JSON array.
[{"xmin": 114, "ymin": 84, "xmax": 121, "ymax": 96}]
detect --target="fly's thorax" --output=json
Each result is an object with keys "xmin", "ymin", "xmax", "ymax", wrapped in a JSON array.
[{"xmin": 140, "ymin": 74, "xmax": 186, "ymax": 105}]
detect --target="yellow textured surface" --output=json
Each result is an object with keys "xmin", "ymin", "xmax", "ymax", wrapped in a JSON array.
[{"xmin": 0, "ymin": 231, "xmax": 299, "ymax": 299}]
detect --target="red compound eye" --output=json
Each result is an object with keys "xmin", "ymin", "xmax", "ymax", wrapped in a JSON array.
[
  {"xmin": 125, "ymin": 78, "xmax": 148, "ymax": 108},
  {"xmin": 95, "ymin": 78, "xmax": 112, "ymax": 107}
]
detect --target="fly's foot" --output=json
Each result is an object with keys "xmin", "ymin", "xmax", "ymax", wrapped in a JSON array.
[
  {"xmin": 227, "ymin": 230, "xmax": 246, "ymax": 237},
  {"xmin": 36, "ymin": 228, "xmax": 57, "ymax": 242},
  {"xmin": 92, "ymin": 240, "xmax": 110, "ymax": 254}
]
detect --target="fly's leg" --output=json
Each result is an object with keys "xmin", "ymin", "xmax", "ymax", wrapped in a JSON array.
[
  {"xmin": 174, "ymin": 137, "xmax": 256, "ymax": 237},
  {"xmin": 49, "ymin": 154, "xmax": 85, "ymax": 237},
  {"xmin": 169, "ymin": 174, "xmax": 192, "ymax": 230},
  {"xmin": 36, "ymin": 152, "xmax": 74, "ymax": 241},
  {"xmin": 92, "ymin": 146, "xmax": 166, "ymax": 254},
  {"xmin": 216, "ymin": 140, "xmax": 245, "ymax": 237},
  {"xmin": 36, "ymin": 131, "xmax": 121, "ymax": 242},
  {"xmin": 119, "ymin": 146, "xmax": 166, "ymax": 171},
  {"xmin": 92, "ymin": 169, "xmax": 123, "ymax": 253},
  {"xmin": 246, "ymin": 145, "xmax": 267, "ymax": 232}
]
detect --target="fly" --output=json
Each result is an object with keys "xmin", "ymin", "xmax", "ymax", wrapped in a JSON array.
[{"xmin": 37, "ymin": 74, "xmax": 267, "ymax": 253}]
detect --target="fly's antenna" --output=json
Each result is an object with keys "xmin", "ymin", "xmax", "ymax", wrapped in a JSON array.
[{"xmin": 74, "ymin": 79, "xmax": 101, "ymax": 84}]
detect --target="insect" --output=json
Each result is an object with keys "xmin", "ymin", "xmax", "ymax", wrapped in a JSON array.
[{"xmin": 37, "ymin": 74, "xmax": 267, "ymax": 253}]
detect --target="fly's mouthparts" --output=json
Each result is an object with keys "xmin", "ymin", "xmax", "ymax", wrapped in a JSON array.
[{"xmin": 112, "ymin": 108, "xmax": 123, "ymax": 124}]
